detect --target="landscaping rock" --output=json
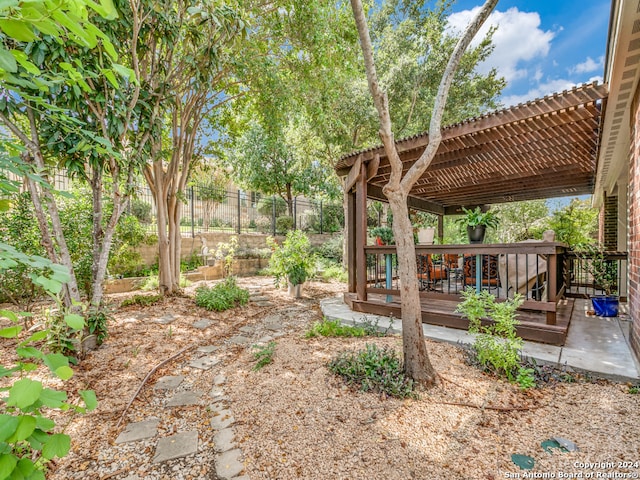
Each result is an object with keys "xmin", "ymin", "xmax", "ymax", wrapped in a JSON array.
[
  {"xmin": 214, "ymin": 427, "xmax": 236, "ymax": 453},
  {"xmin": 115, "ymin": 418, "xmax": 160, "ymax": 444},
  {"xmin": 154, "ymin": 375, "xmax": 185, "ymax": 390},
  {"xmin": 152, "ymin": 431, "xmax": 198, "ymax": 463},
  {"xmin": 166, "ymin": 391, "xmax": 200, "ymax": 407},
  {"xmin": 192, "ymin": 319, "xmax": 213, "ymax": 330},
  {"xmin": 228, "ymin": 335, "xmax": 251, "ymax": 345},
  {"xmin": 188, "ymin": 356, "xmax": 220, "ymax": 370},
  {"xmin": 215, "ymin": 449, "xmax": 244, "ymax": 479},
  {"xmin": 210, "ymin": 409, "xmax": 235, "ymax": 430}
]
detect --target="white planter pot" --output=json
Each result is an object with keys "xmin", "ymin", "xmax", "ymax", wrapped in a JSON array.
[
  {"xmin": 288, "ymin": 282, "xmax": 302, "ymax": 298},
  {"xmin": 417, "ymin": 227, "xmax": 435, "ymax": 245}
]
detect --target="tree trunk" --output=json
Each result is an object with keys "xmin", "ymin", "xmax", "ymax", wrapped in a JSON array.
[
  {"xmin": 350, "ymin": 0, "xmax": 498, "ymax": 386},
  {"xmin": 386, "ymin": 189, "xmax": 436, "ymax": 383},
  {"xmin": 286, "ymin": 183, "xmax": 294, "ymax": 217}
]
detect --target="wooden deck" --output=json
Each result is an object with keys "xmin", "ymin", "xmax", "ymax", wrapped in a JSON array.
[{"xmin": 344, "ymin": 293, "xmax": 574, "ymax": 346}]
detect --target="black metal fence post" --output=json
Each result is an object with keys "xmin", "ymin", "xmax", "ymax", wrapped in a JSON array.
[
  {"xmin": 293, "ymin": 196, "xmax": 297, "ymax": 229},
  {"xmin": 272, "ymin": 195, "xmax": 276, "ymax": 236},
  {"xmin": 320, "ymin": 200, "xmax": 323, "ymax": 234},
  {"xmin": 190, "ymin": 186, "xmax": 195, "ymax": 238},
  {"xmin": 237, "ymin": 190, "xmax": 241, "ymax": 234}
]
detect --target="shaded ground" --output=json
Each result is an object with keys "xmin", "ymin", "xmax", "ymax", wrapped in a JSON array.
[{"xmin": 1, "ymin": 277, "xmax": 639, "ymax": 480}]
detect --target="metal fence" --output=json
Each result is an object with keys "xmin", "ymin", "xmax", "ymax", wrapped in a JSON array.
[{"xmin": 128, "ymin": 183, "xmax": 344, "ymax": 237}]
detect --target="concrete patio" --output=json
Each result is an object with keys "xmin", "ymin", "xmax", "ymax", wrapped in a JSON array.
[{"xmin": 320, "ymin": 296, "xmax": 640, "ymax": 383}]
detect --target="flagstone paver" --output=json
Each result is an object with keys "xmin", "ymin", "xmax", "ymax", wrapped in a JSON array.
[
  {"xmin": 115, "ymin": 418, "xmax": 160, "ymax": 444},
  {"xmin": 152, "ymin": 430, "xmax": 198, "ymax": 463},
  {"xmin": 155, "ymin": 314, "xmax": 178, "ymax": 325},
  {"xmin": 154, "ymin": 375, "xmax": 184, "ymax": 390},
  {"xmin": 192, "ymin": 319, "xmax": 213, "ymax": 330},
  {"xmin": 216, "ymin": 449, "xmax": 244, "ymax": 479},
  {"xmin": 188, "ymin": 355, "xmax": 220, "ymax": 370},
  {"xmin": 166, "ymin": 391, "xmax": 200, "ymax": 407}
]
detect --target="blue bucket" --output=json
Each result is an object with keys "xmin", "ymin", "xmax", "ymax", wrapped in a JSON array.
[{"xmin": 591, "ymin": 296, "xmax": 619, "ymax": 317}]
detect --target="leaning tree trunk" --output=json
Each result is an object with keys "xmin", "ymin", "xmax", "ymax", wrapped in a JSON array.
[
  {"xmin": 350, "ymin": 0, "xmax": 498, "ymax": 386},
  {"xmin": 168, "ymin": 188, "xmax": 182, "ymax": 289},
  {"xmin": 386, "ymin": 190, "xmax": 436, "ymax": 383}
]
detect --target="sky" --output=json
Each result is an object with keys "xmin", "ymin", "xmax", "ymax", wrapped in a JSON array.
[{"xmin": 446, "ymin": 0, "xmax": 610, "ymax": 107}]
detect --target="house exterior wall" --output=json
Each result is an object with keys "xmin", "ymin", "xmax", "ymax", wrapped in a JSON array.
[{"xmin": 629, "ymin": 87, "xmax": 640, "ymax": 357}]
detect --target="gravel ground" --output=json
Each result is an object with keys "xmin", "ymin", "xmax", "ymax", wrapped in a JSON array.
[{"xmin": 2, "ymin": 277, "xmax": 639, "ymax": 480}]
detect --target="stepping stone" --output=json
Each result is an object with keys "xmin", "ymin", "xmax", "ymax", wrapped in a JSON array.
[
  {"xmin": 228, "ymin": 335, "xmax": 251, "ymax": 345},
  {"xmin": 155, "ymin": 314, "xmax": 178, "ymax": 325},
  {"xmin": 213, "ymin": 374, "xmax": 226, "ymax": 386},
  {"xmin": 249, "ymin": 296, "xmax": 270, "ymax": 302},
  {"xmin": 189, "ymin": 356, "xmax": 220, "ymax": 370},
  {"xmin": 239, "ymin": 326, "xmax": 255, "ymax": 334},
  {"xmin": 210, "ymin": 386, "xmax": 225, "ymax": 399},
  {"xmin": 192, "ymin": 319, "xmax": 213, "ymax": 330},
  {"xmin": 210, "ymin": 409, "xmax": 235, "ymax": 430},
  {"xmin": 254, "ymin": 301, "xmax": 274, "ymax": 307},
  {"xmin": 154, "ymin": 375, "xmax": 184, "ymax": 391},
  {"xmin": 216, "ymin": 449, "xmax": 244, "ymax": 479},
  {"xmin": 198, "ymin": 345, "xmax": 219, "ymax": 354},
  {"xmin": 153, "ymin": 431, "xmax": 198, "ymax": 464},
  {"xmin": 214, "ymin": 427, "xmax": 235, "ymax": 452},
  {"xmin": 166, "ymin": 391, "xmax": 200, "ymax": 407},
  {"xmin": 210, "ymin": 401, "xmax": 227, "ymax": 413},
  {"xmin": 257, "ymin": 336, "xmax": 274, "ymax": 344},
  {"xmin": 264, "ymin": 322, "xmax": 284, "ymax": 332},
  {"xmin": 115, "ymin": 418, "xmax": 160, "ymax": 444}
]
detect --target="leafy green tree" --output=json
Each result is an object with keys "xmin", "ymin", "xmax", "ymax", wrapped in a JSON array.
[
  {"xmin": 493, "ymin": 200, "xmax": 549, "ymax": 243},
  {"xmin": 548, "ymin": 198, "xmax": 598, "ymax": 247}
]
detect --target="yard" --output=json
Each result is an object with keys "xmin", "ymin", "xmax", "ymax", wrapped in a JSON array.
[{"xmin": 2, "ymin": 277, "xmax": 636, "ymax": 480}]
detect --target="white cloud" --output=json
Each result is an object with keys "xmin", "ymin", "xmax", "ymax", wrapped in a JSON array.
[
  {"xmin": 447, "ymin": 7, "xmax": 556, "ymax": 83},
  {"xmin": 569, "ymin": 56, "xmax": 604, "ymax": 75},
  {"xmin": 500, "ymin": 76, "xmax": 603, "ymax": 107}
]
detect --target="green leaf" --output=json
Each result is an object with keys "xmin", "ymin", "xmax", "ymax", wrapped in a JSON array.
[
  {"xmin": 0, "ymin": 20, "xmax": 37, "ymax": 42},
  {"xmin": 0, "ymin": 454, "xmax": 17, "ymax": 480},
  {"xmin": 7, "ymin": 379, "xmax": 43, "ymax": 409},
  {"xmin": 63, "ymin": 314, "xmax": 84, "ymax": 330},
  {"xmin": 0, "ymin": 199, "xmax": 10, "ymax": 212},
  {"xmin": 21, "ymin": 330, "xmax": 47, "ymax": 345},
  {"xmin": 11, "ymin": 49, "xmax": 41, "ymax": 75},
  {"xmin": 38, "ymin": 388, "xmax": 67, "ymax": 408},
  {"xmin": 43, "ymin": 353, "xmax": 69, "ymax": 373},
  {"xmin": 7, "ymin": 415, "xmax": 36, "ymax": 442},
  {"xmin": 54, "ymin": 366, "xmax": 73, "ymax": 381},
  {"xmin": 14, "ymin": 458, "xmax": 36, "ymax": 477},
  {"xmin": 41, "ymin": 433, "xmax": 70, "ymax": 459},
  {"xmin": 0, "ymin": 47, "xmax": 17, "ymax": 73},
  {"xmin": 0, "ymin": 310, "xmax": 18, "ymax": 322},
  {"xmin": 112, "ymin": 63, "xmax": 136, "ymax": 83},
  {"xmin": 79, "ymin": 390, "xmax": 97, "ymax": 411},
  {"xmin": 0, "ymin": 415, "xmax": 19, "ymax": 442},
  {"xmin": 0, "ymin": 326, "xmax": 21, "ymax": 338},
  {"xmin": 32, "ymin": 275, "xmax": 62, "ymax": 295},
  {"xmin": 34, "ymin": 416, "xmax": 55, "ymax": 432},
  {"xmin": 16, "ymin": 347, "xmax": 42, "ymax": 359}
]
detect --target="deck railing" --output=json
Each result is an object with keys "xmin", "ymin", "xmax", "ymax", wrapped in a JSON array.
[
  {"xmin": 564, "ymin": 251, "xmax": 628, "ymax": 300},
  {"xmin": 362, "ymin": 242, "xmax": 567, "ymax": 325}
]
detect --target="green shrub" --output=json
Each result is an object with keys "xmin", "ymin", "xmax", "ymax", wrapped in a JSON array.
[
  {"xmin": 257, "ymin": 196, "xmax": 287, "ymax": 217},
  {"xmin": 315, "ymin": 234, "xmax": 344, "ymax": 264},
  {"xmin": 305, "ymin": 319, "xmax": 367, "ymax": 338},
  {"xmin": 86, "ymin": 307, "xmax": 110, "ymax": 346},
  {"xmin": 455, "ymin": 289, "xmax": 524, "ymax": 381},
  {"xmin": 267, "ymin": 230, "xmax": 315, "ymax": 287},
  {"xmin": 130, "ymin": 198, "xmax": 152, "ymax": 224},
  {"xmin": 276, "ymin": 215, "xmax": 294, "ymax": 234},
  {"xmin": 252, "ymin": 341, "xmax": 276, "ymax": 370},
  {"xmin": 195, "ymin": 277, "xmax": 249, "ymax": 311},
  {"xmin": 121, "ymin": 294, "xmax": 162, "ymax": 307},
  {"xmin": 328, "ymin": 344, "xmax": 416, "ymax": 398},
  {"xmin": 108, "ymin": 215, "xmax": 147, "ymax": 278}
]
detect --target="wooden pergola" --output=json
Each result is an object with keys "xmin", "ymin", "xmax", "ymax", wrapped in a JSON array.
[{"xmin": 335, "ymin": 82, "xmax": 609, "ymax": 345}]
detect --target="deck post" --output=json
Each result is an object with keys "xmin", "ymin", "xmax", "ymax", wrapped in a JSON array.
[
  {"xmin": 346, "ymin": 191, "xmax": 356, "ymax": 293},
  {"xmin": 546, "ymin": 252, "xmax": 557, "ymax": 325},
  {"xmin": 437, "ymin": 214, "xmax": 444, "ymax": 243},
  {"xmin": 355, "ymin": 162, "xmax": 367, "ymax": 301}
]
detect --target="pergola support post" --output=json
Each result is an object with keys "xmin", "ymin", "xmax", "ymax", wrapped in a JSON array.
[{"xmin": 355, "ymin": 162, "xmax": 367, "ymax": 301}]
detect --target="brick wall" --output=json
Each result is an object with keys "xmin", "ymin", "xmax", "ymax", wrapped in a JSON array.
[{"xmin": 629, "ymin": 87, "xmax": 640, "ymax": 357}]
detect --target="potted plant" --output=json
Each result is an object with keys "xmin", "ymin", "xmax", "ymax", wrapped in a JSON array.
[
  {"xmin": 456, "ymin": 206, "xmax": 499, "ymax": 244},
  {"xmin": 577, "ymin": 244, "xmax": 619, "ymax": 317},
  {"xmin": 267, "ymin": 230, "xmax": 315, "ymax": 298},
  {"xmin": 370, "ymin": 226, "xmax": 394, "ymax": 245}
]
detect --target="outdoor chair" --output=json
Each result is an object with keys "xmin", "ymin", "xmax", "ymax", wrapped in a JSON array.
[
  {"xmin": 417, "ymin": 254, "xmax": 448, "ymax": 290},
  {"xmin": 462, "ymin": 254, "xmax": 501, "ymax": 291}
]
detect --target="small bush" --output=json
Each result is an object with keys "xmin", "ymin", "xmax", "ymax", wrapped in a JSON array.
[
  {"xmin": 131, "ymin": 198, "xmax": 152, "ymax": 224},
  {"xmin": 315, "ymin": 234, "xmax": 344, "ymax": 264},
  {"xmin": 195, "ymin": 277, "xmax": 249, "ymax": 311},
  {"xmin": 328, "ymin": 344, "xmax": 416, "ymax": 398},
  {"xmin": 121, "ymin": 294, "xmax": 162, "ymax": 307},
  {"xmin": 305, "ymin": 319, "xmax": 367, "ymax": 338},
  {"xmin": 276, "ymin": 215, "xmax": 294, "ymax": 234},
  {"xmin": 252, "ymin": 341, "xmax": 276, "ymax": 370},
  {"xmin": 86, "ymin": 306, "xmax": 110, "ymax": 346}
]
